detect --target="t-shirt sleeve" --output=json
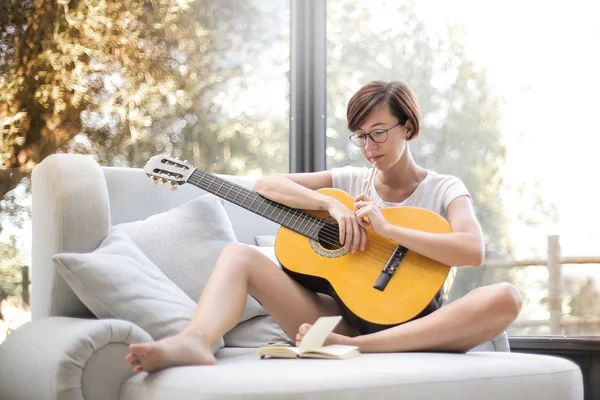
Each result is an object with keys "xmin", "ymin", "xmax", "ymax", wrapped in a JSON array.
[
  {"xmin": 441, "ymin": 176, "xmax": 471, "ymax": 214},
  {"xmin": 331, "ymin": 166, "xmax": 370, "ymax": 197}
]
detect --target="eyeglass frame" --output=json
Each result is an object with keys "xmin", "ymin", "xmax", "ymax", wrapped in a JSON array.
[{"xmin": 348, "ymin": 121, "xmax": 402, "ymax": 147}]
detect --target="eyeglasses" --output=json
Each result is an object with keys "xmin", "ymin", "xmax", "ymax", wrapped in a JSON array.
[{"xmin": 348, "ymin": 122, "xmax": 401, "ymax": 147}]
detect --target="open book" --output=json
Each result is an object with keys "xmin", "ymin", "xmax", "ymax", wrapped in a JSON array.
[{"xmin": 258, "ymin": 316, "xmax": 360, "ymax": 359}]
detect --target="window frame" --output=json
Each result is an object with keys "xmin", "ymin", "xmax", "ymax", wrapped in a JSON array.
[{"xmin": 289, "ymin": 0, "xmax": 326, "ymax": 173}]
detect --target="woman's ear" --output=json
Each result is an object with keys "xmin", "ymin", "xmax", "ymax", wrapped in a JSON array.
[{"xmin": 404, "ymin": 120, "xmax": 415, "ymax": 140}]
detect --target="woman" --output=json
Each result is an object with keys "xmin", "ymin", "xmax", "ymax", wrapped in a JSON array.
[{"xmin": 126, "ymin": 80, "xmax": 522, "ymax": 373}]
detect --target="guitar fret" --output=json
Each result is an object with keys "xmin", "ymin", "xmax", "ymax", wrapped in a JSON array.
[
  {"xmin": 247, "ymin": 193, "xmax": 259, "ymax": 212},
  {"xmin": 224, "ymin": 184, "xmax": 234, "ymax": 198},
  {"xmin": 282, "ymin": 209, "xmax": 297, "ymax": 228},
  {"xmin": 297, "ymin": 212, "xmax": 310, "ymax": 235},
  {"xmin": 240, "ymin": 190, "xmax": 251, "ymax": 207},
  {"xmin": 257, "ymin": 198, "xmax": 267, "ymax": 216},
  {"xmin": 288, "ymin": 209, "xmax": 300, "ymax": 231},
  {"xmin": 216, "ymin": 179, "xmax": 226, "ymax": 197},
  {"xmin": 268, "ymin": 203, "xmax": 278, "ymax": 219},
  {"xmin": 208, "ymin": 175, "xmax": 217, "ymax": 192},
  {"xmin": 275, "ymin": 205, "xmax": 285, "ymax": 221},
  {"xmin": 231, "ymin": 186, "xmax": 241, "ymax": 204}
]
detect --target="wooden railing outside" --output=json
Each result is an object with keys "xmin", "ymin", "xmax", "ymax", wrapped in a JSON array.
[{"xmin": 483, "ymin": 234, "xmax": 600, "ymax": 335}]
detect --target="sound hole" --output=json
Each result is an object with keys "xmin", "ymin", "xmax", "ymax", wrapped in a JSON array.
[{"xmin": 318, "ymin": 223, "xmax": 343, "ymax": 250}]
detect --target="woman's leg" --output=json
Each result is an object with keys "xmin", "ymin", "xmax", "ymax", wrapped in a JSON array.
[
  {"xmin": 127, "ymin": 243, "xmax": 352, "ymax": 373},
  {"xmin": 295, "ymin": 282, "xmax": 522, "ymax": 353}
]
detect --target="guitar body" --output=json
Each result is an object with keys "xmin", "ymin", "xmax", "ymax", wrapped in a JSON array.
[{"xmin": 274, "ymin": 188, "xmax": 452, "ymax": 332}]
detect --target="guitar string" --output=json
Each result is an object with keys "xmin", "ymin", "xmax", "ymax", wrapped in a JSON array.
[
  {"xmin": 186, "ymin": 174, "xmax": 401, "ymax": 262},
  {"xmin": 314, "ymin": 223, "xmax": 399, "ymax": 263}
]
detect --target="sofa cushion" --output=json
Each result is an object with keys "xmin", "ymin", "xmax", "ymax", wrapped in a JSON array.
[
  {"xmin": 52, "ymin": 229, "xmax": 224, "ymax": 353},
  {"xmin": 119, "ymin": 348, "xmax": 583, "ymax": 400},
  {"xmin": 255, "ymin": 234, "xmax": 276, "ymax": 247},
  {"xmin": 115, "ymin": 194, "xmax": 268, "ymax": 324}
]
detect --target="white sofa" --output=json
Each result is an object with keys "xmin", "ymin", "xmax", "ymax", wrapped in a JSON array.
[{"xmin": 0, "ymin": 154, "xmax": 583, "ymax": 400}]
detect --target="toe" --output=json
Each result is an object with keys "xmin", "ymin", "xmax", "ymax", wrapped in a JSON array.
[
  {"xmin": 299, "ymin": 323, "xmax": 312, "ymax": 334},
  {"xmin": 129, "ymin": 343, "xmax": 149, "ymax": 356}
]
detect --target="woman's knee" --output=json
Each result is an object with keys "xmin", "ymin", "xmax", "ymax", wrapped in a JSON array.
[
  {"xmin": 217, "ymin": 243, "xmax": 278, "ymax": 279},
  {"xmin": 487, "ymin": 282, "xmax": 523, "ymax": 322},
  {"xmin": 216, "ymin": 243, "xmax": 262, "ymax": 271}
]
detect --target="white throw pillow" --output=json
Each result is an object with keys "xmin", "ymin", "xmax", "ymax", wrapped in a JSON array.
[
  {"xmin": 115, "ymin": 194, "xmax": 268, "ymax": 324},
  {"xmin": 53, "ymin": 229, "xmax": 224, "ymax": 353},
  {"xmin": 254, "ymin": 234, "xmax": 276, "ymax": 247}
]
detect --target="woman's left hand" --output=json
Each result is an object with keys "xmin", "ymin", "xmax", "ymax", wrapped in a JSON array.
[{"xmin": 354, "ymin": 194, "xmax": 391, "ymax": 237}]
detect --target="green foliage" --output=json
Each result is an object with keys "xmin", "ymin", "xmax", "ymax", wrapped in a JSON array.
[
  {"xmin": 58, "ymin": 0, "xmax": 289, "ymax": 175},
  {"xmin": 1, "ymin": 0, "xmax": 289, "ymax": 229},
  {"xmin": 1, "ymin": 0, "xmax": 289, "ymax": 194},
  {"xmin": 0, "ymin": 236, "xmax": 25, "ymax": 302}
]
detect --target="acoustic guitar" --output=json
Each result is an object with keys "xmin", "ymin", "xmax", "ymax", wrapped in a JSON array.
[{"xmin": 144, "ymin": 155, "xmax": 452, "ymax": 333}]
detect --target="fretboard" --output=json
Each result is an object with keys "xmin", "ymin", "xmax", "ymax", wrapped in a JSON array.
[{"xmin": 187, "ymin": 169, "xmax": 331, "ymax": 241}]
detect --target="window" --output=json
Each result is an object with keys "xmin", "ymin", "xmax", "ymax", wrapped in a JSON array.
[
  {"xmin": 0, "ymin": 0, "xmax": 290, "ymax": 342},
  {"xmin": 326, "ymin": 0, "xmax": 600, "ymax": 336}
]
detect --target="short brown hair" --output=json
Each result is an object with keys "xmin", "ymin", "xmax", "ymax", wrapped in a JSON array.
[{"xmin": 347, "ymin": 80, "xmax": 421, "ymax": 140}]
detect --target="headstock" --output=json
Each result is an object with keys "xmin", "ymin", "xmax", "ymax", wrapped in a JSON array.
[{"xmin": 143, "ymin": 155, "xmax": 195, "ymax": 190}]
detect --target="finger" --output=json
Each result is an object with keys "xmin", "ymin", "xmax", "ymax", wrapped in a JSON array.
[
  {"xmin": 355, "ymin": 208, "xmax": 370, "ymax": 228},
  {"xmin": 359, "ymin": 225, "xmax": 368, "ymax": 251},
  {"xmin": 354, "ymin": 201, "xmax": 366, "ymax": 212},
  {"xmin": 351, "ymin": 218, "xmax": 362, "ymax": 254},
  {"xmin": 358, "ymin": 217, "xmax": 370, "ymax": 228},
  {"xmin": 125, "ymin": 353, "xmax": 137, "ymax": 363},
  {"xmin": 343, "ymin": 217, "xmax": 354, "ymax": 252},
  {"xmin": 338, "ymin": 220, "xmax": 345, "ymax": 245}
]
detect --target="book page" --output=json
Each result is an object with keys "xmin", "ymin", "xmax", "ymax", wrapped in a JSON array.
[
  {"xmin": 258, "ymin": 346, "xmax": 301, "ymax": 358},
  {"xmin": 305, "ymin": 344, "xmax": 359, "ymax": 357},
  {"xmin": 298, "ymin": 315, "xmax": 342, "ymax": 353}
]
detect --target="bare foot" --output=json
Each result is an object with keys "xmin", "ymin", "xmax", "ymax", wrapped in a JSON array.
[
  {"xmin": 126, "ymin": 331, "xmax": 216, "ymax": 374},
  {"xmin": 295, "ymin": 323, "xmax": 354, "ymax": 347}
]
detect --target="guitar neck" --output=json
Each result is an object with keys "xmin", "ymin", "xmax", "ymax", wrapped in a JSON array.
[{"xmin": 187, "ymin": 169, "xmax": 327, "ymax": 240}]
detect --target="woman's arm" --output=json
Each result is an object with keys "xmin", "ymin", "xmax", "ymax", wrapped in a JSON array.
[
  {"xmin": 253, "ymin": 172, "xmax": 368, "ymax": 253},
  {"xmin": 355, "ymin": 194, "xmax": 484, "ymax": 267},
  {"xmin": 252, "ymin": 171, "xmax": 336, "ymax": 211}
]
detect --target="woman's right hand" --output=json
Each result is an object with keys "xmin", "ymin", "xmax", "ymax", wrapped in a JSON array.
[{"xmin": 326, "ymin": 199, "xmax": 368, "ymax": 254}]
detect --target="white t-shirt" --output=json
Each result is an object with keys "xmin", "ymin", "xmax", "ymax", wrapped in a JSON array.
[{"xmin": 331, "ymin": 166, "xmax": 470, "ymax": 221}]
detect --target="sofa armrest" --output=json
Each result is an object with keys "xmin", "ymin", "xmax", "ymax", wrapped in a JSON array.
[{"xmin": 0, "ymin": 317, "xmax": 152, "ymax": 400}]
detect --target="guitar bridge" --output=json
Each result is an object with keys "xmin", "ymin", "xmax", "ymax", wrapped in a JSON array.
[{"xmin": 373, "ymin": 245, "xmax": 407, "ymax": 291}]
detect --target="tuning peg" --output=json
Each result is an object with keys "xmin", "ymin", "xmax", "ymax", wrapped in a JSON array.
[
  {"xmin": 152, "ymin": 176, "xmax": 160, "ymax": 186},
  {"xmin": 170, "ymin": 182, "xmax": 179, "ymax": 191},
  {"xmin": 161, "ymin": 178, "xmax": 169, "ymax": 185}
]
